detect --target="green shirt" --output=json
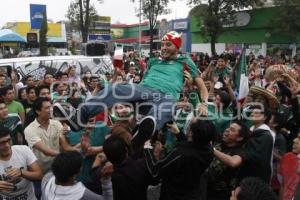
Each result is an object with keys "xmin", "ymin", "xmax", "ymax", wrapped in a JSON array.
[
  {"xmin": 141, "ymin": 55, "xmax": 198, "ymax": 100},
  {"xmin": 214, "ymin": 66, "xmax": 232, "ymax": 82},
  {"xmin": 7, "ymin": 100, "xmax": 25, "ymax": 115},
  {"xmin": 188, "ymin": 89, "xmax": 201, "ymax": 112},
  {"xmin": 51, "ymin": 92, "xmax": 67, "ymax": 103},
  {"xmin": 0, "ymin": 114, "xmax": 23, "ymax": 145},
  {"xmin": 67, "ymin": 122, "xmax": 110, "ymax": 183}
]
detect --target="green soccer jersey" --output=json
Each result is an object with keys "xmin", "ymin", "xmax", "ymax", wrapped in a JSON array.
[
  {"xmin": 67, "ymin": 122, "xmax": 110, "ymax": 184},
  {"xmin": 141, "ymin": 55, "xmax": 198, "ymax": 100},
  {"xmin": 0, "ymin": 113, "xmax": 23, "ymax": 145},
  {"xmin": 214, "ymin": 66, "xmax": 232, "ymax": 82}
]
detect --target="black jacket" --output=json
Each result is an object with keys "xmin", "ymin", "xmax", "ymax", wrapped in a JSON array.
[
  {"xmin": 145, "ymin": 141, "xmax": 213, "ymax": 200},
  {"xmin": 111, "ymin": 158, "xmax": 157, "ymax": 200},
  {"xmin": 237, "ymin": 128, "xmax": 274, "ymax": 183}
]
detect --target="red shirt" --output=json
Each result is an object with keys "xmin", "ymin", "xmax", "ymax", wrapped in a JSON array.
[
  {"xmin": 279, "ymin": 152, "xmax": 300, "ymax": 200},
  {"xmin": 139, "ymin": 60, "xmax": 146, "ymax": 73},
  {"xmin": 95, "ymin": 112, "xmax": 113, "ymax": 127}
]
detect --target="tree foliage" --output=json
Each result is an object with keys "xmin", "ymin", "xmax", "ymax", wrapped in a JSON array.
[
  {"xmin": 273, "ymin": 0, "xmax": 300, "ymax": 39},
  {"xmin": 66, "ymin": 0, "xmax": 102, "ymax": 43},
  {"xmin": 132, "ymin": 0, "xmax": 171, "ymax": 56},
  {"xmin": 39, "ymin": 12, "xmax": 48, "ymax": 56},
  {"xmin": 187, "ymin": 0, "xmax": 265, "ymax": 56}
]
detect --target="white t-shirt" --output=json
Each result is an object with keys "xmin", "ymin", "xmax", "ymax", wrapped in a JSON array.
[
  {"xmin": 0, "ymin": 145, "xmax": 37, "ymax": 200},
  {"xmin": 15, "ymin": 82, "xmax": 25, "ymax": 92}
]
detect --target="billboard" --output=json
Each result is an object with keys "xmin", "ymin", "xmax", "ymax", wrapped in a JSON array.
[
  {"xmin": 97, "ymin": 16, "xmax": 111, "ymax": 23},
  {"xmin": 88, "ymin": 34, "xmax": 111, "ymax": 41},
  {"xmin": 111, "ymin": 29, "xmax": 124, "ymax": 39},
  {"xmin": 30, "ymin": 4, "xmax": 47, "ymax": 29},
  {"xmin": 173, "ymin": 21, "xmax": 188, "ymax": 30}
]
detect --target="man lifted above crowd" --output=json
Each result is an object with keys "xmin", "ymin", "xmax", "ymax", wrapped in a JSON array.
[{"xmin": 54, "ymin": 31, "xmax": 208, "ymax": 142}]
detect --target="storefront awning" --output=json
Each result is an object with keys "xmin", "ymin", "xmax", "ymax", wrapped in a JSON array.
[{"xmin": 0, "ymin": 29, "xmax": 26, "ymax": 43}]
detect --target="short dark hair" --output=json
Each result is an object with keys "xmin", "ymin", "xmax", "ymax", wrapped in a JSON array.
[
  {"xmin": 271, "ymin": 112, "xmax": 286, "ymax": 132},
  {"xmin": 0, "ymin": 125, "xmax": 11, "ymax": 139},
  {"xmin": 190, "ymin": 118, "xmax": 216, "ymax": 145},
  {"xmin": 61, "ymin": 72, "xmax": 68, "ymax": 77},
  {"xmin": 56, "ymin": 72, "xmax": 68, "ymax": 79},
  {"xmin": 35, "ymin": 85, "xmax": 50, "ymax": 97},
  {"xmin": 218, "ymin": 54, "xmax": 229, "ymax": 62},
  {"xmin": 0, "ymin": 85, "xmax": 13, "ymax": 97},
  {"xmin": 0, "ymin": 99, "xmax": 5, "ymax": 105},
  {"xmin": 33, "ymin": 97, "xmax": 50, "ymax": 115},
  {"xmin": 232, "ymin": 120, "xmax": 250, "ymax": 143},
  {"xmin": 90, "ymin": 76, "xmax": 99, "ymax": 81},
  {"xmin": 237, "ymin": 177, "xmax": 277, "ymax": 200},
  {"xmin": 17, "ymin": 87, "xmax": 26, "ymax": 100},
  {"xmin": 52, "ymin": 151, "xmax": 83, "ymax": 183},
  {"xmin": 103, "ymin": 135, "xmax": 127, "ymax": 165},
  {"xmin": 44, "ymin": 73, "xmax": 53, "ymax": 79},
  {"xmin": 25, "ymin": 75, "xmax": 33, "ymax": 81},
  {"xmin": 217, "ymin": 90, "xmax": 231, "ymax": 109},
  {"xmin": 26, "ymin": 86, "xmax": 36, "ymax": 94}
]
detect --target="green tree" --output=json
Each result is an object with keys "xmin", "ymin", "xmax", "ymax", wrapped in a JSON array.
[
  {"xmin": 132, "ymin": 0, "xmax": 171, "ymax": 56},
  {"xmin": 39, "ymin": 12, "xmax": 48, "ymax": 56},
  {"xmin": 273, "ymin": 0, "xmax": 300, "ymax": 39},
  {"xmin": 188, "ymin": 0, "xmax": 264, "ymax": 56},
  {"xmin": 66, "ymin": 0, "xmax": 102, "ymax": 43}
]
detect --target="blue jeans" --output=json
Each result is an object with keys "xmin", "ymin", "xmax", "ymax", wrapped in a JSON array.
[
  {"xmin": 33, "ymin": 181, "xmax": 41, "ymax": 200},
  {"xmin": 80, "ymin": 83, "xmax": 176, "ymax": 130}
]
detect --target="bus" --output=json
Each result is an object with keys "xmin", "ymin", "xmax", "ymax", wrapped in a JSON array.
[{"xmin": 0, "ymin": 55, "xmax": 114, "ymax": 81}]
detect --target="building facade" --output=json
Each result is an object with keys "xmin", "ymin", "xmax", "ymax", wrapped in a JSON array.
[
  {"xmin": 111, "ymin": 22, "xmax": 160, "ymax": 55},
  {"xmin": 190, "ymin": 7, "xmax": 300, "ymax": 57},
  {"xmin": 88, "ymin": 16, "xmax": 111, "ymax": 42},
  {"xmin": 110, "ymin": 18, "xmax": 192, "ymax": 55},
  {"xmin": 3, "ymin": 22, "xmax": 67, "ymax": 48}
]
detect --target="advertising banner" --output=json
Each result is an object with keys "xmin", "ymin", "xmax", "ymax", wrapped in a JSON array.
[
  {"xmin": 88, "ymin": 34, "xmax": 111, "ymax": 41},
  {"xmin": 111, "ymin": 29, "xmax": 124, "ymax": 39},
  {"xmin": 30, "ymin": 4, "xmax": 47, "ymax": 29}
]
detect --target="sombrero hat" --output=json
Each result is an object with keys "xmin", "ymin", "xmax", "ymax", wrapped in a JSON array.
[
  {"xmin": 249, "ymin": 86, "xmax": 280, "ymax": 110},
  {"xmin": 265, "ymin": 64, "xmax": 289, "ymax": 81}
]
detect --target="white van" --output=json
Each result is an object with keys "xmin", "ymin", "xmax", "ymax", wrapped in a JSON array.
[{"xmin": 0, "ymin": 55, "xmax": 114, "ymax": 81}]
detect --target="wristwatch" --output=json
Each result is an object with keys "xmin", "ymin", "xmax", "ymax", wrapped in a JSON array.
[
  {"xmin": 202, "ymin": 101, "xmax": 209, "ymax": 106},
  {"xmin": 20, "ymin": 167, "xmax": 24, "ymax": 177}
]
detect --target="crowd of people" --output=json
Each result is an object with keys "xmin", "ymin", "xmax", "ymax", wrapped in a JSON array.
[{"xmin": 0, "ymin": 30, "xmax": 299, "ymax": 200}]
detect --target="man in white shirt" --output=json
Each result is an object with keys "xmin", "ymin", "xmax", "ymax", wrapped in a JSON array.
[{"xmin": 0, "ymin": 126, "xmax": 43, "ymax": 199}]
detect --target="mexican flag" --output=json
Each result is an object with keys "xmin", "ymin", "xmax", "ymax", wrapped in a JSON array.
[{"xmin": 236, "ymin": 49, "xmax": 249, "ymax": 102}]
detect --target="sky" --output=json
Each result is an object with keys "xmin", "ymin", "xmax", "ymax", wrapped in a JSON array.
[{"xmin": 0, "ymin": 0, "xmax": 193, "ymax": 27}]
